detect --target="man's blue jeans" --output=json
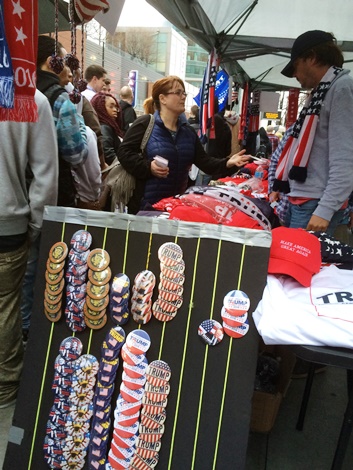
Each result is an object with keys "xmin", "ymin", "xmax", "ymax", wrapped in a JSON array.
[
  {"xmin": 20, "ymin": 235, "xmax": 40, "ymax": 332},
  {"xmin": 285, "ymin": 199, "xmax": 345, "ymax": 236}
]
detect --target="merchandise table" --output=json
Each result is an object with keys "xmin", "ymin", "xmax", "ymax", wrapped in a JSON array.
[{"xmin": 4, "ymin": 207, "xmax": 271, "ymax": 470}]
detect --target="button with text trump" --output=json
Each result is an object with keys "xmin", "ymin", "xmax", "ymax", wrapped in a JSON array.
[
  {"xmin": 198, "ymin": 319, "xmax": 224, "ymax": 346},
  {"xmin": 223, "ymin": 290, "xmax": 250, "ymax": 316},
  {"xmin": 136, "ymin": 438, "xmax": 161, "ymax": 460},
  {"xmin": 126, "ymin": 330, "xmax": 151, "ymax": 355},
  {"xmin": 131, "ymin": 453, "xmax": 159, "ymax": 470},
  {"xmin": 223, "ymin": 319, "xmax": 250, "ymax": 338},
  {"xmin": 158, "ymin": 242, "xmax": 183, "ymax": 266},
  {"xmin": 146, "ymin": 360, "xmax": 171, "ymax": 387},
  {"xmin": 144, "ymin": 382, "xmax": 170, "ymax": 402},
  {"xmin": 141, "ymin": 408, "xmax": 166, "ymax": 430}
]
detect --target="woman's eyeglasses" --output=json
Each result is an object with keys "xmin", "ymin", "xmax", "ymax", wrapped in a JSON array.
[{"xmin": 165, "ymin": 90, "xmax": 188, "ymax": 97}]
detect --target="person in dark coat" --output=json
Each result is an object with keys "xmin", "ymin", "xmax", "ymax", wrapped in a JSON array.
[{"xmin": 118, "ymin": 75, "xmax": 251, "ymax": 214}]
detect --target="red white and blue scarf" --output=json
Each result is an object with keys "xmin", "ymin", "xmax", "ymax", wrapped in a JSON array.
[{"xmin": 273, "ymin": 66, "xmax": 342, "ymax": 193}]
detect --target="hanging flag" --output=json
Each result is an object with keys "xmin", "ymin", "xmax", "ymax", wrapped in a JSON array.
[
  {"xmin": 199, "ymin": 47, "xmax": 219, "ymax": 144},
  {"xmin": 193, "ymin": 69, "xmax": 229, "ymax": 113}
]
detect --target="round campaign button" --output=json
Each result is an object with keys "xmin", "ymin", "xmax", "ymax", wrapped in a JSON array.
[
  {"xmin": 126, "ymin": 330, "xmax": 151, "ymax": 355},
  {"xmin": 68, "ymin": 248, "xmax": 90, "ymax": 266},
  {"xmin": 46, "ymin": 278, "xmax": 65, "ymax": 295},
  {"xmin": 70, "ymin": 230, "xmax": 92, "ymax": 252},
  {"xmin": 113, "ymin": 420, "xmax": 139, "ymax": 438},
  {"xmin": 142, "ymin": 396, "xmax": 168, "ymax": 415},
  {"xmin": 134, "ymin": 270, "xmax": 156, "ymax": 288},
  {"xmin": 84, "ymin": 314, "xmax": 107, "ymax": 330},
  {"xmin": 141, "ymin": 408, "xmax": 166, "ymax": 430},
  {"xmin": 44, "ymin": 290, "xmax": 62, "ymax": 305},
  {"xmin": 88, "ymin": 266, "xmax": 112, "ymax": 286},
  {"xmin": 223, "ymin": 290, "xmax": 250, "ymax": 316},
  {"xmin": 83, "ymin": 303, "xmax": 107, "ymax": 321},
  {"xmin": 113, "ymin": 429, "xmax": 138, "ymax": 449},
  {"xmin": 87, "ymin": 249, "xmax": 110, "ymax": 272},
  {"xmin": 222, "ymin": 319, "xmax": 250, "ymax": 339},
  {"xmin": 105, "ymin": 326, "xmax": 126, "ymax": 350},
  {"xmin": 49, "ymin": 241, "xmax": 68, "ymax": 264},
  {"xmin": 114, "ymin": 410, "xmax": 140, "ymax": 428},
  {"xmin": 146, "ymin": 360, "xmax": 171, "ymax": 387},
  {"xmin": 86, "ymin": 294, "xmax": 109, "ymax": 312},
  {"xmin": 123, "ymin": 357, "xmax": 148, "ymax": 379},
  {"xmin": 59, "ymin": 337, "xmax": 83, "ymax": 360},
  {"xmin": 110, "ymin": 309, "xmax": 130, "ymax": 327},
  {"xmin": 44, "ymin": 308, "xmax": 62, "ymax": 323},
  {"xmin": 86, "ymin": 281, "xmax": 110, "ymax": 300},
  {"xmin": 158, "ymin": 242, "xmax": 183, "ymax": 266},
  {"xmin": 198, "ymin": 319, "xmax": 224, "ymax": 346},
  {"xmin": 110, "ymin": 439, "xmax": 135, "ymax": 461},
  {"xmin": 44, "ymin": 299, "xmax": 62, "ymax": 315},
  {"xmin": 160, "ymin": 259, "xmax": 185, "ymax": 278},
  {"xmin": 45, "ymin": 269, "xmax": 64, "ymax": 285},
  {"xmin": 46, "ymin": 258, "xmax": 65, "ymax": 274},
  {"xmin": 116, "ymin": 394, "xmax": 142, "ymax": 416},
  {"xmin": 111, "ymin": 273, "xmax": 130, "ymax": 295},
  {"xmin": 144, "ymin": 382, "xmax": 170, "ymax": 402},
  {"xmin": 120, "ymin": 383, "xmax": 145, "ymax": 403},
  {"xmin": 132, "ymin": 453, "xmax": 159, "ymax": 470},
  {"xmin": 138, "ymin": 424, "xmax": 165, "ymax": 443},
  {"xmin": 221, "ymin": 307, "xmax": 248, "ymax": 327},
  {"xmin": 122, "ymin": 371, "xmax": 146, "ymax": 390},
  {"xmin": 121, "ymin": 344, "xmax": 145, "ymax": 366},
  {"xmin": 136, "ymin": 438, "xmax": 161, "ymax": 460},
  {"xmin": 108, "ymin": 450, "xmax": 132, "ymax": 469},
  {"xmin": 132, "ymin": 310, "xmax": 152, "ymax": 326}
]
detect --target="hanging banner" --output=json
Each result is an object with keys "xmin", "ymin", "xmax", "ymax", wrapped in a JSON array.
[
  {"xmin": 128, "ymin": 69, "xmax": 138, "ymax": 107},
  {"xmin": 286, "ymin": 88, "xmax": 299, "ymax": 128}
]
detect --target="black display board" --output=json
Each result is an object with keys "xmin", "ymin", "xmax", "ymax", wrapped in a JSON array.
[{"xmin": 4, "ymin": 208, "xmax": 271, "ymax": 470}]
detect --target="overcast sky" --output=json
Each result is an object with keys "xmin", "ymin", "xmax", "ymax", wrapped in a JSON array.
[{"xmin": 119, "ymin": 0, "xmax": 170, "ymax": 27}]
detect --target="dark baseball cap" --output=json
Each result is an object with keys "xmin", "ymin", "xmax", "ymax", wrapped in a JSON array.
[{"xmin": 281, "ymin": 30, "xmax": 334, "ymax": 77}]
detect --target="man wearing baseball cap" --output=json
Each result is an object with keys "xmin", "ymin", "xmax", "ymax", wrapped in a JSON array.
[{"xmin": 272, "ymin": 30, "xmax": 353, "ymax": 235}]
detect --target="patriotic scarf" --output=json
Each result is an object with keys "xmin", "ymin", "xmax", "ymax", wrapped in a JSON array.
[
  {"xmin": 0, "ymin": 0, "xmax": 14, "ymax": 109},
  {"xmin": 273, "ymin": 66, "xmax": 342, "ymax": 193},
  {"xmin": 0, "ymin": 0, "xmax": 38, "ymax": 122}
]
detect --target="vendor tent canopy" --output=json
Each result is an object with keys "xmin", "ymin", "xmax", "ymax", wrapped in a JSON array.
[{"xmin": 146, "ymin": 0, "xmax": 353, "ymax": 91}]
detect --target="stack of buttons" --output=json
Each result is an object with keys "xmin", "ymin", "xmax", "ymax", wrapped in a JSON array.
[
  {"xmin": 85, "ymin": 248, "xmax": 111, "ymax": 330},
  {"xmin": 221, "ymin": 290, "xmax": 250, "ymax": 338},
  {"xmin": 61, "ymin": 353, "xmax": 99, "ymax": 469},
  {"xmin": 133, "ymin": 359, "xmax": 172, "ymax": 469},
  {"xmin": 88, "ymin": 326, "xmax": 126, "ymax": 470},
  {"xmin": 44, "ymin": 337, "xmax": 83, "ymax": 468},
  {"xmin": 152, "ymin": 242, "xmax": 185, "ymax": 322},
  {"xmin": 131, "ymin": 270, "xmax": 156, "ymax": 324},
  {"xmin": 109, "ymin": 273, "xmax": 130, "ymax": 326},
  {"xmin": 108, "ymin": 330, "xmax": 151, "ymax": 470},
  {"xmin": 65, "ymin": 230, "xmax": 92, "ymax": 332},
  {"xmin": 44, "ymin": 241, "xmax": 68, "ymax": 323}
]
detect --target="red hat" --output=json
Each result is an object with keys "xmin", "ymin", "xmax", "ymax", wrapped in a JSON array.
[{"xmin": 268, "ymin": 227, "xmax": 321, "ymax": 287}]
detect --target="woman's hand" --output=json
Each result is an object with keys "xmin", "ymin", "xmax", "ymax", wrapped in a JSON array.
[
  {"xmin": 226, "ymin": 149, "xmax": 251, "ymax": 168},
  {"xmin": 151, "ymin": 160, "xmax": 169, "ymax": 178},
  {"xmin": 269, "ymin": 191, "xmax": 280, "ymax": 203}
]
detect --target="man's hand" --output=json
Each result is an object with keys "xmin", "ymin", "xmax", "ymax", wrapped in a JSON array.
[
  {"xmin": 306, "ymin": 214, "xmax": 329, "ymax": 232},
  {"xmin": 269, "ymin": 191, "xmax": 280, "ymax": 203},
  {"xmin": 226, "ymin": 149, "xmax": 251, "ymax": 168}
]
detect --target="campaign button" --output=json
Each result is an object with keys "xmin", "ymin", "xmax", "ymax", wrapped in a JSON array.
[
  {"xmin": 93, "ymin": 404, "xmax": 111, "ymax": 423},
  {"xmin": 70, "ymin": 230, "xmax": 92, "ymax": 252},
  {"xmin": 126, "ymin": 330, "xmax": 151, "ymax": 355},
  {"xmin": 111, "ymin": 273, "xmax": 130, "ymax": 295},
  {"xmin": 68, "ymin": 248, "xmax": 90, "ymax": 266},
  {"xmin": 94, "ymin": 382, "xmax": 115, "ymax": 401},
  {"xmin": 132, "ymin": 311, "xmax": 152, "ymax": 325},
  {"xmin": 86, "ymin": 294, "xmax": 110, "ymax": 312},
  {"xmin": 113, "ymin": 420, "xmax": 139, "ymax": 439},
  {"xmin": 59, "ymin": 336, "xmax": 83, "ymax": 360},
  {"xmin": 142, "ymin": 396, "xmax": 168, "ymax": 414},
  {"xmin": 158, "ymin": 280, "xmax": 183, "ymax": 296},
  {"xmin": 44, "ymin": 289, "xmax": 62, "ymax": 305},
  {"xmin": 105, "ymin": 326, "xmax": 126, "ymax": 350},
  {"xmin": 223, "ymin": 290, "xmax": 250, "ymax": 316},
  {"xmin": 91, "ymin": 432, "xmax": 109, "ymax": 449},
  {"xmin": 91, "ymin": 418, "xmax": 111, "ymax": 439},
  {"xmin": 135, "ymin": 438, "xmax": 161, "ymax": 460},
  {"xmin": 157, "ymin": 296, "xmax": 183, "ymax": 311},
  {"xmin": 116, "ymin": 394, "xmax": 142, "ymax": 416},
  {"xmin": 83, "ymin": 303, "xmax": 106, "ymax": 321},
  {"xmin": 49, "ymin": 241, "xmax": 68, "ymax": 264},
  {"xmin": 121, "ymin": 344, "xmax": 145, "ymax": 366},
  {"xmin": 122, "ymin": 371, "xmax": 146, "ymax": 390},
  {"xmin": 160, "ymin": 272, "xmax": 185, "ymax": 286},
  {"xmin": 114, "ymin": 410, "xmax": 140, "ymax": 427},
  {"xmin": 144, "ymin": 382, "xmax": 170, "ymax": 402},
  {"xmin": 160, "ymin": 259, "xmax": 185, "ymax": 278},
  {"xmin": 138, "ymin": 424, "xmax": 165, "ymax": 443},
  {"xmin": 198, "ymin": 319, "xmax": 224, "ymax": 346},
  {"xmin": 131, "ymin": 290, "xmax": 153, "ymax": 305},
  {"xmin": 45, "ymin": 269, "xmax": 64, "ymax": 285},
  {"xmin": 131, "ymin": 453, "xmax": 159, "ymax": 470},
  {"xmin": 54, "ymin": 355, "xmax": 74, "ymax": 376},
  {"xmin": 110, "ymin": 310, "xmax": 130, "ymax": 327},
  {"xmin": 87, "ymin": 249, "xmax": 110, "ymax": 272},
  {"xmin": 86, "ymin": 281, "xmax": 110, "ymax": 300},
  {"xmin": 69, "ymin": 388, "xmax": 94, "ymax": 407},
  {"xmin": 46, "ymin": 278, "xmax": 65, "ymax": 295},
  {"xmin": 221, "ymin": 307, "xmax": 248, "ymax": 327},
  {"xmin": 100, "ymin": 341, "xmax": 121, "ymax": 361},
  {"xmin": 85, "ymin": 313, "xmax": 107, "ymax": 330},
  {"xmin": 74, "ymin": 354, "xmax": 99, "ymax": 378},
  {"xmin": 158, "ymin": 289, "xmax": 183, "ymax": 304},
  {"xmin": 110, "ymin": 439, "xmax": 135, "ymax": 462},
  {"xmin": 44, "ymin": 299, "xmax": 62, "ymax": 315},
  {"xmin": 88, "ymin": 266, "xmax": 112, "ymax": 286},
  {"xmin": 123, "ymin": 357, "xmax": 148, "ymax": 379},
  {"xmin": 146, "ymin": 360, "xmax": 171, "ymax": 387},
  {"xmin": 141, "ymin": 409, "xmax": 166, "ymax": 430},
  {"xmin": 100, "ymin": 358, "xmax": 120, "ymax": 378},
  {"xmin": 134, "ymin": 269, "xmax": 156, "ymax": 287},
  {"xmin": 113, "ymin": 430, "xmax": 138, "ymax": 449},
  {"xmin": 66, "ymin": 283, "xmax": 87, "ymax": 301},
  {"xmin": 158, "ymin": 242, "xmax": 183, "ymax": 266},
  {"xmin": 222, "ymin": 319, "xmax": 250, "ymax": 338},
  {"xmin": 152, "ymin": 301, "xmax": 177, "ymax": 322},
  {"xmin": 108, "ymin": 450, "xmax": 131, "ymax": 469},
  {"xmin": 131, "ymin": 300, "xmax": 152, "ymax": 318},
  {"xmin": 120, "ymin": 383, "xmax": 145, "ymax": 403},
  {"xmin": 44, "ymin": 308, "xmax": 62, "ymax": 323},
  {"xmin": 46, "ymin": 258, "xmax": 65, "ymax": 274}
]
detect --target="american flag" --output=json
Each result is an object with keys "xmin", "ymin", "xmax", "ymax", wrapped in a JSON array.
[{"xmin": 200, "ymin": 47, "xmax": 219, "ymax": 144}]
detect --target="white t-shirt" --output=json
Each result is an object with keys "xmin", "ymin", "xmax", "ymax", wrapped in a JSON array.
[{"xmin": 252, "ymin": 265, "xmax": 353, "ymax": 348}]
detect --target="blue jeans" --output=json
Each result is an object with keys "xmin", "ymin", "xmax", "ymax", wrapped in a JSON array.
[
  {"xmin": 20, "ymin": 235, "xmax": 40, "ymax": 331},
  {"xmin": 285, "ymin": 199, "xmax": 345, "ymax": 236},
  {"xmin": 0, "ymin": 242, "xmax": 28, "ymax": 404}
]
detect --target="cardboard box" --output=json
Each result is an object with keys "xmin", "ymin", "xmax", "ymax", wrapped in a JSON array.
[{"xmin": 250, "ymin": 344, "xmax": 295, "ymax": 433}]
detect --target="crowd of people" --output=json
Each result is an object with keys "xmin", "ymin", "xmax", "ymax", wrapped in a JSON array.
[{"xmin": 2, "ymin": 28, "xmax": 353, "ymax": 408}]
